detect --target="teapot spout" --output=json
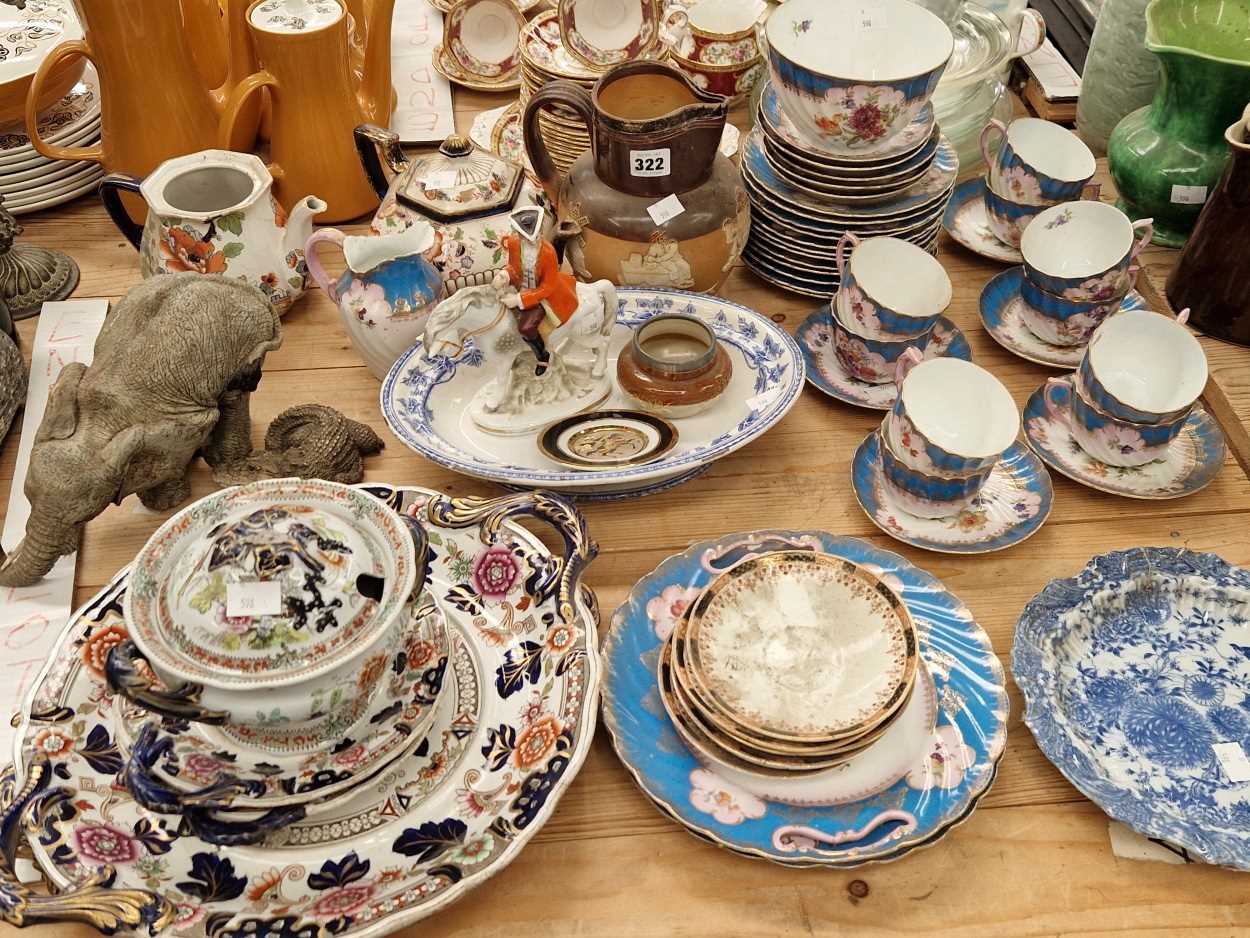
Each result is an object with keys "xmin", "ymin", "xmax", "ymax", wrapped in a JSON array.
[
  {"xmin": 286, "ymin": 196, "xmax": 330, "ymax": 255},
  {"xmin": 357, "ymin": 0, "xmax": 398, "ymax": 125}
]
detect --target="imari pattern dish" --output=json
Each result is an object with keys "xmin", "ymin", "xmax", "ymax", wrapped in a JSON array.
[
  {"xmin": 942, "ymin": 177, "xmax": 1024, "ymax": 264},
  {"xmin": 1023, "ymin": 381, "xmax": 1226, "ymax": 500},
  {"xmin": 1013, "ymin": 548, "xmax": 1250, "ymax": 869},
  {"xmin": 603, "ymin": 530, "xmax": 1007, "ymax": 867},
  {"xmin": 381, "ymin": 289, "xmax": 804, "ymax": 495},
  {"xmin": 798, "ymin": 309, "xmax": 971, "ymax": 411},
  {"xmin": 4, "ymin": 484, "xmax": 601, "ymax": 935},
  {"xmin": 852, "ymin": 433, "xmax": 1054, "ymax": 554},
  {"xmin": 979, "ymin": 267, "xmax": 1148, "ymax": 369}
]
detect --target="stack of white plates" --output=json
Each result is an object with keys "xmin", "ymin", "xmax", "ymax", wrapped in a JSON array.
[
  {"xmin": 741, "ymin": 81, "xmax": 958, "ymax": 298},
  {"xmin": 0, "ymin": 64, "xmax": 103, "ymax": 215}
]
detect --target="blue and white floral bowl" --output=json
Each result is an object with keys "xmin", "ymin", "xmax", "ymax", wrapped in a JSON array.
[
  {"xmin": 1013, "ymin": 547, "xmax": 1250, "ymax": 870},
  {"xmin": 764, "ymin": 0, "xmax": 952, "ymax": 156}
]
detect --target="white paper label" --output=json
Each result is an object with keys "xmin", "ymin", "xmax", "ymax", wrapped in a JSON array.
[
  {"xmin": 226, "ymin": 582, "xmax": 284, "ymax": 618},
  {"xmin": 1170, "ymin": 184, "xmax": 1208, "ymax": 205},
  {"xmin": 630, "ymin": 147, "xmax": 671, "ymax": 177},
  {"xmin": 1214, "ymin": 742, "xmax": 1250, "ymax": 782},
  {"xmin": 423, "ymin": 170, "xmax": 458, "ymax": 189},
  {"xmin": 647, "ymin": 193, "xmax": 685, "ymax": 225}
]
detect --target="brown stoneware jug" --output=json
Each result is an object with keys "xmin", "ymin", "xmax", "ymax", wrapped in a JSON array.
[
  {"xmin": 1167, "ymin": 102, "xmax": 1250, "ymax": 346},
  {"xmin": 523, "ymin": 61, "xmax": 749, "ymax": 293}
]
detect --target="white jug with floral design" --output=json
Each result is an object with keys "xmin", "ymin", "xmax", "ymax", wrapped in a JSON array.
[
  {"xmin": 99, "ymin": 149, "xmax": 326, "ymax": 314},
  {"xmin": 305, "ymin": 223, "xmax": 446, "ymax": 379}
]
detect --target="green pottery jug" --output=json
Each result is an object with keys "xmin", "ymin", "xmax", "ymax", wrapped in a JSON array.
[{"xmin": 1107, "ymin": 0, "xmax": 1250, "ymax": 248}]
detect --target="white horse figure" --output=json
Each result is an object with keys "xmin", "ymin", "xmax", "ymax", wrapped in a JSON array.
[{"xmin": 422, "ymin": 275, "xmax": 619, "ymax": 434}]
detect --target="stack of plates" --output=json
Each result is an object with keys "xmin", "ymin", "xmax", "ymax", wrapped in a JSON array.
[
  {"xmin": 519, "ymin": 10, "xmax": 666, "ymax": 175},
  {"xmin": 0, "ymin": 64, "xmax": 102, "ymax": 215},
  {"xmin": 658, "ymin": 551, "xmax": 925, "ymax": 779},
  {"xmin": 742, "ymin": 81, "xmax": 959, "ymax": 298}
]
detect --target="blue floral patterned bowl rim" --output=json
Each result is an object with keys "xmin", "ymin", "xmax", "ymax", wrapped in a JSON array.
[
  {"xmin": 1012, "ymin": 547, "xmax": 1250, "ymax": 870},
  {"xmin": 851, "ymin": 431, "xmax": 1054, "ymax": 554},
  {"xmin": 602, "ymin": 529, "xmax": 1008, "ymax": 867}
]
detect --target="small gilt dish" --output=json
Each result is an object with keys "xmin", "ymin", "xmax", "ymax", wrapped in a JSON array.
[
  {"xmin": 538, "ymin": 409, "xmax": 678, "ymax": 470},
  {"xmin": 616, "ymin": 314, "xmax": 733, "ymax": 418}
]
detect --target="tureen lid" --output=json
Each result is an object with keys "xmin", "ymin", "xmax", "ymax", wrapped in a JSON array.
[
  {"xmin": 123, "ymin": 478, "xmax": 416, "ymax": 689},
  {"xmin": 395, "ymin": 134, "xmax": 524, "ymax": 222}
]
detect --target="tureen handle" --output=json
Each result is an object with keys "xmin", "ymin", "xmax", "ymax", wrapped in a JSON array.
[
  {"xmin": 97, "ymin": 174, "xmax": 147, "ymax": 249},
  {"xmin": 105, "ymin": 640, "xmax": 229, "ymax": 726},
  {"xmin": 122, "ymin": 725, "xmax": 306, "ymax": 848},
  {"xmin": 426, "ymin": 491, "xmax": 597, "ymax": 626},
  {"xmin": 0, "ymin": 758, "xmax": 174, "ymax": 933}
]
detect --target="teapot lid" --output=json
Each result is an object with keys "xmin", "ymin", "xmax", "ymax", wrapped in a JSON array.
[
  {"xmin": 395, "ymin": 134, "xmax": 524, "ymax": 222},
  {"xmin": 124, "ymin": 479, "xmax": 417, "ymax": 689}
]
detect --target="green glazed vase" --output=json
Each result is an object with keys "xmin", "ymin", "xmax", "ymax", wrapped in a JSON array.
[{"xmin": 1107, "ymin": 0, "xmax": 1250, "ymax": 248}]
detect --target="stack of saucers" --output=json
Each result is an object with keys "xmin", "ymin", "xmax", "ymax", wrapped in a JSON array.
[
  {"xmin": 0, "ymin": 64, "xmax": 102, "ymax": 214},
  {"xmin": 742, "ymin": 82, "xmax": 958, "ymax": 298},
  {"xmin": 107, "ymin": 478, "xmax": 449, "ymax": 845},
  {"xmin": 658, "ymin": 551, "xmax": 925, "ymax": 779}
]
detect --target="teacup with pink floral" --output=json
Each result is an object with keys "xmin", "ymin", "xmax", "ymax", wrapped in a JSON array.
[
  {"xmin": 1045, "ymin": 375, "xmax": 1187, "ymax": 468},
  {"xmin": 1021, "ymin": 201, "xmax": 1154, "ymax": 303},
  {"xmin": 980, "ymin": 117, "xmax": 1096, "ymax": 207}
]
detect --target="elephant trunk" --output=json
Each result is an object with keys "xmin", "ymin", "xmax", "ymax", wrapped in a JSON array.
[{"xmin": 0, "ymin": 517, "xmax": 80, "ymax": 588}]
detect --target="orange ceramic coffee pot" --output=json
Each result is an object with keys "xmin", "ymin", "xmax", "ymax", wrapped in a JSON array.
[
  {"xmin": 219, "ymin": 0, "xmax": 396, "ymax": 223},
  {"xmin": 23, "ymin": 0, "xmax": 260, "ymax": 221}
]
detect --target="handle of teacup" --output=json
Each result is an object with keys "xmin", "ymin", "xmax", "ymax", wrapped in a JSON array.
[
  {"xmin": 426, "ymin": 490, "xmax": 597, "ymax": 626},
  {"xmin": 1175, "ymin": 307, "xmax": 1191, "ymax": 326},
  {"xmin": 660, "ymin": 6, "xmax": 690, "ymax": 45},
  {"xmin": 122, "ymin": 724, "xmax": 305, "ymax": 847},
  {"xmin": 978, "ymin": 118, "xmax": 1008, "ymax": 171},
  {"xmin": 894, "ymin": 346, "xmax": 924, "ymax": 388},
  {"xmin": 772, "ymin": 811, "xmax": 918, "ymax": 855},
  {"xmin": 1043, "ymin": 376, "xmax": 1073, "ymax": 425},
  {"xmin": 0, "ymin": 758, "xmax": 174, "ymax": 931},
  {"xmin": 1080, "ymin": 182, "xmax": 1102, "ymax": 201},
  {"xmin": 219, "ymin": 70, "xmax": 279, "ymax": 154},
  {"xmin": 303, "ymin": 228, "xmax": 348, "ymax": 300},
  {"xmin": 98, "ymin": 174, "xmax": 146, "ymax": 249},
  {"xmin": 105, "ymin": 640, "xmax": 228, "ymax": 726},
  {"xmin": 24, "ymin": 41, "xmax": 104, "ymax": 163},
  {"xmin": 1008, "ymin": 9, "xmax": 1046, "ymax": 61},
  {"xmin": 834, "ymin": 232, "xmax": 860, "ymax": 280},
  {"xmin": 523, "ymin": 80, "xmax": 597, "ymax": 205},
  {"xmin": 354, "ymin": 123, "xmax": 409, "ymax": 199},
  {"xmin": 1128, "ymin": 217, "xmax": 1154, "ymax": 261}
]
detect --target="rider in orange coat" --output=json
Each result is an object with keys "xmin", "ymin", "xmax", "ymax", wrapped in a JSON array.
[{"xmin": 499, "ymin": 207, "xmax": 579, "ymax": 362}]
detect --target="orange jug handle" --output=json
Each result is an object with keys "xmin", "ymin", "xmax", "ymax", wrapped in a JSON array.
[
  {"xmin": 25, "ymin": 41, "xmax": 104, "ymax": 163},
  {"xmin": 220, "ymin": 70, "xmax": 278, "ymax": 153}
]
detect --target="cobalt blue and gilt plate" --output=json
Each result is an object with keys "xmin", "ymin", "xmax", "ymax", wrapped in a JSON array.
[
  {"xmin": 1013, "ymin": 547, "xmax": 1250, "ymax": 869},
  {"xmin": 602, "ymin": 530, "xmax": 1008, "ymax": 867}
]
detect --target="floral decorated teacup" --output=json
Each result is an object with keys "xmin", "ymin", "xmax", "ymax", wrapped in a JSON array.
[
  {"xmin": 831, "ymin": 294, "xmax": 929, "ymax": 384},
  {"xmin": 891, "ymin": 353, "xmax": 1020, "ymax": 474},
  {"xmin": 763, "ymin": 0, "xmax": 952, "ymax": 155},
  {"xmin": 1077, "ymin": 307, "xmax": 1207, "ymax": 425},
  {"xmin": 108, "ymin": 478, "xmax": 431, "ymax": 753},
  {"xmin": 835, "ymin": 233, "xmax": 950, "ymax": 338},
  {"xmin": 1020, "ymin": 200, "xmax": 1154, "ymax": 302},
  {"xmin": 662, "ymin": 0, "xmax": 762, "ymax": 63},
  {"xmin": 1046, "ymin": 375, "xmax": 1187, "ymax": 467},
  {"xmin": 878, "ymin": 428, "xmax": 993, "ymax": 518},
  {"xmin": 982, "ymin": 181, "xmax": 1052, "ymax": 248},
  {"xmin": 980, "ymin": 117, "xmax": 1097, "ymax": 206},
  {"xmin": 1018, "ymin": 269, "xmax": 1134, "ymax": 347},
  {"xmin": 670, "ymin": 49, "xmax": 764, "ymax": 100}
]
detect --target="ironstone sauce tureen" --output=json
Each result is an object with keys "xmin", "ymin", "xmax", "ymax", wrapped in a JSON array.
[
  {"xmin": 107, "ymin": 478, "xmax": 429, "ymax": 753},
  {"xmin": 354, "ymin": 127, "xmax": 560, "ymax": 294}
]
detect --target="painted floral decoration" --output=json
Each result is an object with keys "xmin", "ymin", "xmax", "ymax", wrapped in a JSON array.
[
  {"xmin": 32, "ymin": 728, "xmax": 73, "ymax": 759},
  {"xmin": 814, "ymin": 86, "xmax": 907, "ymax": 147},
  {"xmin": 833, "ymin": 327, "xmax": 889, "ymax": 382},
  {"xmin": 1063, "ymin": 270, "xmax": 1128, "ymax": 302},
  {"xmin": 80, "ymin": 619, "xmax": 128, "ymax": 679},
  {"xmin": 513, "ymin": 714, "xmax": 562, "ymax": 769},
  {"xmin": 998, "ymin": 165, "xmax": 1043, "ymax": 204},
  {"xmin": 646, "ymin": 584, "xmax": 701, "ymax": 640},
  {"xmin": 842, "ymin": 284, "xmax": 883, "ymax": 335},
  {"xmin": 906, "ymin": 724, "xmax": 975, "ymax": 790},
  {"xmin": 688, "ymin": 768, "xmax": 767, "ymax": 824},
  {"xmin": 792, "ymin": 18, "xmax": 812, "ymax": 34},
  {"xmin": 72, "ymin": 822, "xmax": 140, "ymax": 866},
  {"xmin": 160, "ymin": 225, "xmax": 229, "ymax": 274},
  {"xmin": 1093, "ymin": 421, "xmax": 1147, "ymax": 458},
  {"xmin": 1043, "ymin": 207, "xmax": 1073, "ymax": 230},
  {"xmin": 341, "ymin": 278, "xmax": 392, "ymax": 328},
  {"xmin": 473, "ymin": 545, "xmax": 521, "ymax": 599}
]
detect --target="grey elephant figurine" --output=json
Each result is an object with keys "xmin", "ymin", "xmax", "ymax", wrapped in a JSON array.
[
  {"xmin": 0, "ymin": 328, "xmax": 24, "ymax": 446},
  {"xmin": 0, "ymin": 273, "xmax": 282, "ymax": 587}
]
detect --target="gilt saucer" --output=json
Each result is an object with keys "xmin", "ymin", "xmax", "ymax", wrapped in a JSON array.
[
  {"xmin": 942, "ymin": 177, "xmax": 1022, "ymax": 264},
  {"xmin": 852, "ymin": 432, "xmax": 1053, "ymax": 554},
  {"xmin": 1023, "ymin": 380, "xmax": 1227, "ymax": 500},
  {"xmin": 797, "ymin": 309, "xmax": 972, "ymax": 410},
  {"xmin": 979, "ymin": 267, "xmax": 1148, "ymax": 369}
]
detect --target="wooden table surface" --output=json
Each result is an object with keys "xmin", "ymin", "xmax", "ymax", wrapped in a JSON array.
[{"xmin": 4, "ymin": 89, "xmax": 1250, "ymax": 938}]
